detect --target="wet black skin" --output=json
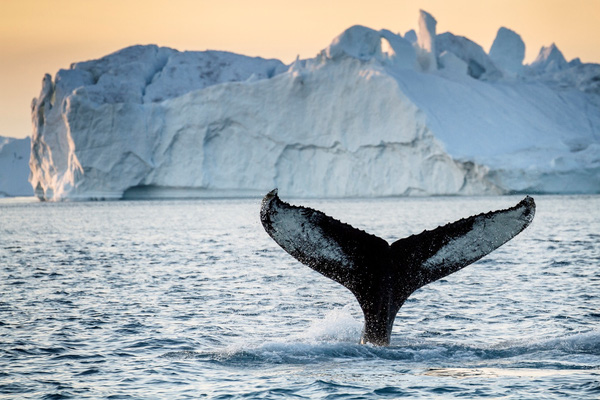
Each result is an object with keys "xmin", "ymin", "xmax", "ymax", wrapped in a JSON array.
[{"xmin": 260, "ymin": 189, "xmax": 535, "ymax": 346}]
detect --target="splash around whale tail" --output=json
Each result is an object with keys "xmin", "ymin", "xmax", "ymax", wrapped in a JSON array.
[{"xmin": 260, "ymin": 189, "xmax": 535, "ymax": 345}]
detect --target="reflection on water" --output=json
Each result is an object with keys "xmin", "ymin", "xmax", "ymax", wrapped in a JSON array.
[{"xmin": 426, "ymin": 367, "xmax": 600, "ymax": 378}]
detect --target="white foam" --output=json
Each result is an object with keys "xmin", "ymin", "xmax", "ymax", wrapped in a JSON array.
[{"xmin": 297, "ymin": 305, "xmax": 363, "ymax": 343}]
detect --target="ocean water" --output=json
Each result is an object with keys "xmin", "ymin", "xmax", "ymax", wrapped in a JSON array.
[{"xmin": 1, "ymin": 195, "xmax": 599, "ymax": 399}]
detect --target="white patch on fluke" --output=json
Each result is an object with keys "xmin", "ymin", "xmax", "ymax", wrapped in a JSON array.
[
  {"xmin": 269, "ymin": 202, "xmax": 353, "ymax": 270},
  {"xmin": 422, "ymin": 204, "xmax": 532, "ymax": 271}
]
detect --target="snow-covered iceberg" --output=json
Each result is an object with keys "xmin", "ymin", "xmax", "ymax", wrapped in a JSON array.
[
  {"xmin": 30, "ymin": 11, "xmax": 600, "ymax": 200},
  {"xmin": 0, "ymin": 136, "xmax": 33, "ymax": 197}
]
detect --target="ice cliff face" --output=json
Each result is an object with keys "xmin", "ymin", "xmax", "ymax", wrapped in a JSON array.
[
  {"xmin": 0, "ymin": 136, "xmax": 32, "ymax": 197},
  {"xmin": 30, "ymin": 11, "xmax": 600, "ymax": 200}
]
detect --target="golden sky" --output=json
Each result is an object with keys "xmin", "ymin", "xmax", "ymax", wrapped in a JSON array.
[{"xmin": 2, "ymin": 0, "xmax": 599, "ymax": 139}]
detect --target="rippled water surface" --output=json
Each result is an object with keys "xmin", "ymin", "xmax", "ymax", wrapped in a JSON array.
[{"xmin": 1, "ymin": 195, "xmax": 599, "ymax": 399}]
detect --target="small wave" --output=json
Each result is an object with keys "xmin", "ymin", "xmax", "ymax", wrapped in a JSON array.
[
  {"xmin": 162, "ymin": 330, "xmax": 600, "ymax": 368},
  {"xmin": 161, "ymin": 338, "xmax": 467, "ymax": 365},
  {"xmin": 422, "ymin": 330, "xmax": 600, "ymax": 364},
  {"xmin": 163, "ymin": 342, "xmax": 392, "ymax": 364},
  {"xmin": 483, "ymin": 330, "xmax": 600, "ymax": 357},
  {"xmin": 530, "ymin": 330, "xmax": 600, "ymax": 355},
  {"xmin": 75, "ymin": 368, "xmax": 101, "ymax": 376}
]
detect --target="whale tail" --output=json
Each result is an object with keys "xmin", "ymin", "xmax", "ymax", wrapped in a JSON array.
[{"xmin": 260, "ymin": 189, "xmax": 535, "ymax": 345}]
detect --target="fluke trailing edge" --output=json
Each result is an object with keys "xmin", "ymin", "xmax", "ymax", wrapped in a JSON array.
[{"xmin": 260, "ymin": 189, "xmax": 536, "ymax": 346}]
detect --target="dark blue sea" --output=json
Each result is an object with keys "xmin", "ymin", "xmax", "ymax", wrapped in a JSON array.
[{"xmin": 1, "ymin": 195, "xmax": 599, "ymax": 399}]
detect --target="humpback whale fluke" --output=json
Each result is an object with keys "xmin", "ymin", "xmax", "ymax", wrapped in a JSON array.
[{"xmin": 260, "ymin": 189, "xmax": 535, "ymax": 346}]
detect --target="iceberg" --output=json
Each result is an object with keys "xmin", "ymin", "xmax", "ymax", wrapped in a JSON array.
[
  {"xmin": 530, "ymin": 43, "xmax": 569, "ymax": 73},
  {"xmin": 29, "ymin": 11, "xmax": 600, "ymax": 200},
  {"xmin": 489, "ymin": 27, "xmax": 525, "ymax": 77},
  {"xmin": 0, "ymin": 136, "xmax": 33, "ymax": 197}
]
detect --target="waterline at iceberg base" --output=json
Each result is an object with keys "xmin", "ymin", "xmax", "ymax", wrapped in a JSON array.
[{"xmin": 30, "ymin": 11, "xmax": 600, "ymax": 201}]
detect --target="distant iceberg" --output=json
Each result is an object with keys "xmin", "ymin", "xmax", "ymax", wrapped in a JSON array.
[
  {"xmin": 0, "ymin": 136, "xmax": 33, "ymax": 197},
  {"xmin": 29, "ymin": 11, "xmax": 600, "ymax": 200}
]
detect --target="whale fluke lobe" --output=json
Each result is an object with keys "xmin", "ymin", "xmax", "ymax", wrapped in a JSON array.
[{"xmin": 260, "ymin": 189, "xmax": 535, "ymax": 346}]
